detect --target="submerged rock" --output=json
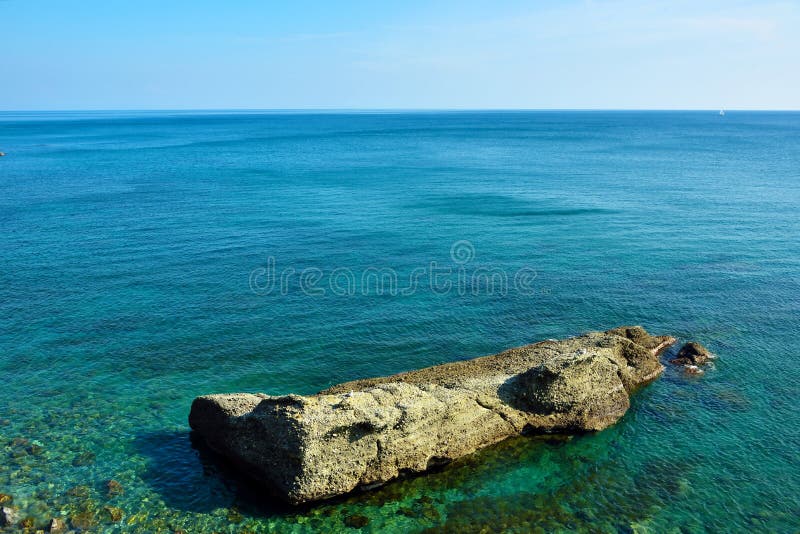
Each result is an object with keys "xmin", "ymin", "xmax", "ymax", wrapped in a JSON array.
[
  {"xmin": 70, "ymin": 509, "xmax": 97, "ymax": 530},
  {"xmin": 189, "ymin": 326, "xmax": 675, "ymax": 504},
  {"xmin": 0, "ymin": 494, "xmax": 11, "ymax": 505},
  {"xmin": 11, "ymin": 437, "xmax": 29, "ymax": 447},
  {"xmin": 71, "ymin": 451, "xmax": 96, "ymax": 467},
  {"xmin": 105, "ymin": 479, "xmax": 124, "ymax": 497},
  {"xmin": 66, "ymin": 485, "xmax": 90, "ymax": 498},
  {"xmin": 104, "ymin": 505, "xmax": 124, "ymax": 522},
  {"xmin": 343, "ymin": 514, "xmax": 370, "ymax": 528},
  {"xmin": 226, "ymin": 508, "xmax": 243, "ymax": 523}
]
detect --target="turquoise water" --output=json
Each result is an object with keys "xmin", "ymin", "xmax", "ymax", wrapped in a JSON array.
[{"xmin": 1, "ymin": 111, "xmax": 798, "ymax": 533}]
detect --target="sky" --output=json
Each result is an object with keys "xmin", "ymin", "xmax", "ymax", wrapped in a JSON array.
[{"xmin": 1, "ymin": 0, "xmax": 799, "ymax": 110}]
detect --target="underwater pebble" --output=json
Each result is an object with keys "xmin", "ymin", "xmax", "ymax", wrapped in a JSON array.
[
  {"xmin": 106, "ymin": 479, "xmax": 124, "ymax": 497},
  {"xmin": 66, "ymin": 485, "xmax": 90, "ymax": 498},
  {"xmin": 344, "ymin": 514, "xmax": 370, "ymax": 528},
  {"xmin": 420, "ymin": 504, "xmax": 440, "ymax": 522},
  {"xmin": 226, "ymin": 507, "xmax": 243, "ymax": 523},
  {"xmin": 104, "ymin": 505, "xmax": 124, "ymax": 522},
  {"xmin": 70, "ymin": 509, "xmax": 97, "ymax": 530},
  {"xmin": 71, "ymin": 451, "xmax": 96, "ymax": 467}
]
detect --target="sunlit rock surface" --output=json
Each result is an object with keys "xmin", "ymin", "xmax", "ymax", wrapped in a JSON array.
[{"xmin": 189, "ymin": 326, "xmax": 675, "ymax": 504}]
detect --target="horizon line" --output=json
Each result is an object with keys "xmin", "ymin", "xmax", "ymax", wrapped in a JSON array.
[{"xmin": 1, "ymin": 107, "xmax": 799, "ymax": 114}]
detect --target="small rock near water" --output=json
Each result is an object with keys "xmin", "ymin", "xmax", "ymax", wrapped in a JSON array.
[
  {"xmin": 684, "ymin": 365, "xmax": 704, "ymax": 376},
  {"xmin": 670, "ymin": 342, "xmax": 712, "ymax": 366},
  {"xmin": 0, "ymin": 494, "xmax": 11, "ymax": 504},
  {"xmin": 0, "ymin": 506, "xmax": 20, "ymax": 527},
  {"xmin": 49, "ymin": 517, "xmax": 67, "ymax": 533}
]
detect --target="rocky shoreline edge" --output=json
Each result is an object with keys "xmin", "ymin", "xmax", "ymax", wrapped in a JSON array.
[{"xmin": 189, "ymin": 326, "xmax": 678, "ymax": 505}]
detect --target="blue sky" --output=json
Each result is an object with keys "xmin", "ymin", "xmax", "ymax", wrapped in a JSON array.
[{"xmin": 2, "ymin": 0, "xmax": 798, "ymax": 110}]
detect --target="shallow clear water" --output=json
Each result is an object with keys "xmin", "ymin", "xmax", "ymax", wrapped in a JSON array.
[{"xmin": 1, "ymin": 111, "xmax": 798, "ymax": 533}]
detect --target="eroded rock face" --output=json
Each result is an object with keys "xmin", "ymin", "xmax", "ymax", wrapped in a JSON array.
[
  {"xmin": 189, "ymin": 326, "xmax": 675, "ymax": 504},
  {"xmin": 513, "ymin": 353, "xmax": 631, "ymax": 431}
]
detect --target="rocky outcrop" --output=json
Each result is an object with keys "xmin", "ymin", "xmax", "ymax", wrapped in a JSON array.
[
  {"xmin": 669, "ymin": 341, "xmax": 714, "ymax": 376},
  {"xmin": 189, "ymin": 326, "xmax": 675, "ymax": 504},
  {"xmin": 670, "ymin": 341, "xmax": 712, "ymax": 365}
]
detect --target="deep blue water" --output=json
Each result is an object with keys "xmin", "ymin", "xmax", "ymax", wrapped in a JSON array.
[{"xmin": 1, "ymin": 111, "xmax": 798, "ymax": 533}]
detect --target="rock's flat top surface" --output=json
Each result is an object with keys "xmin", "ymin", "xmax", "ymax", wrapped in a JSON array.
[{"xmin": 189, "ymin": 326, "xmax": 675, "ymax": 504}]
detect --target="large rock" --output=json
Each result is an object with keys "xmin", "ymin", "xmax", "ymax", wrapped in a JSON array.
[{"xmin": 189, "ymin": 326, "xmax": 675, "ymax": 504}]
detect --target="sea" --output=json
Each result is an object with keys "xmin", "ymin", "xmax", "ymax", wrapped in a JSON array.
[{"xmin": 1, "ymin": 110, "xmax": 798, "ymax": 532}]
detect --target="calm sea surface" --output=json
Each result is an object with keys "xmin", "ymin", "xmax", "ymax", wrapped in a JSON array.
[{"xmin": 1, "ymin": 111, "xmax": 798, "ymax": 532}]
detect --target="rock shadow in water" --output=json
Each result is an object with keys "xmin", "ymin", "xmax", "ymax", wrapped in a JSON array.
[{"xmin": 133, "ymin": 430, "xmax": 295, "ymax": 517}]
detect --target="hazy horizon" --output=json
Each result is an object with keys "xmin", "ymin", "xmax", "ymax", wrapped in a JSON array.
[{"xmin": 3, "ymin": 108, "xmax": 799, "ymax": 114}]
